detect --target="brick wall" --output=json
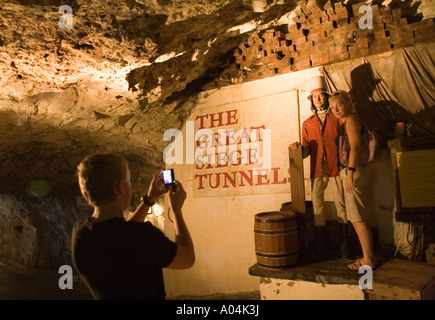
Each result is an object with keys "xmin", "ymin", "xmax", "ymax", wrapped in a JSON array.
[{"xmin": 203, "ymin": 0, "xmax": 435, "ymax": 90}]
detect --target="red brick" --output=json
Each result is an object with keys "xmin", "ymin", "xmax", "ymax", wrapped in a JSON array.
[
  {"xmin": 292, "ymin": 57, "xmax": 311, "ymax": 70},
  {"xmin": 324, "ymin": 0, "xmax": 334, "ymax": 13},
  {"xmin": 292, "ymin": 15, "xmax": 309, "ymax": 29},
  {"xmin": 308, "ymin": 24, "xmax": 326, "ymax": 35},
  {"xmin": 287, "ymin": 24, "xmax": 303, "ymax": 37},
  {"xmin": 328, "ymin": 41, "xmax": 348, "ymax": 54},
  {"xmin": 412, "ymin": 29, "xmax": 431, "ymax": 44},
  {"xmin": 307, "ymin": 16, "xmax": 320, "ymax": 26},
  {"xmin": 262, "ymin": 40, "xmax": 281, "ymax": 51},
  {"xmin": 292, "ymin": 49, "xmax": 309, "ymax": 59},
  {"xmin": 392, "ymin": 8, "xmax": 401, "ymax": 23},
  {"xmin": 317, "ymin": 49, "xmax": 330, "ymax": 65},
  {"xmin": 244, "ymin": 52, "xmax": 263, "ymax": 63},
  {"xmin": 319, "ymin": 10, "xmax": 330, "ymax": 22},
  {"xmin": 276, "ymin": 65, "xmax": 293, "ymax": 74},
  {"xmin": 309, "ymin": 50, "xmax": 330, "ymax": 66},
  {"xmin": 357, "ymin": 29, "xmax": 375, "ymax": 43},
  {"xmin": 245, "ymin": 46, "xmax": 260, "ymax": 55},
  {"xmin": 279, "ymin": 39, "xmax": 292, "ymax": 49},
  {"xmin": 391, "ymin": 24, "xmax": 413, "ymax": 36},
  {"xmin": 322, "ymin": 25, "xmax": 336, "ymax": 38},
  {"xmin": 276, "ymin": 30, "xmax": 285, "ymax": 39},
  {"xmin": 293, "ymin": 35, "xmax": 308, "ymax": 46},
  {"xmin": 370, "ymin": 5, "xmax": 382, "ymax": 19},
  {"xmin": 333, "ymin": 2, "xmax": 344, "ymax": 10},
  {"xmin": 307, "ymin": 30, "xmax": 326, "ymax": 42},
  {"xmin": 287, "ymin": 45, "xmax": 296, "ymax": 53},
  {"xmin": 309, "ymin": 53, "xmax": 320, "ymax": 66},
  {"xmin": 332, "ymin": 17, "xmax": 349, "ymax": 28},
  {"xmin": 307, "ymin": 0, "xmax": 323, "ymax": 13},
  {"xmin": 409, "ymin": 18, "xmax": 435, "ymax": 32},
  {"xmin": 351, "ymin": 2, "xmax": 364, "ymax": 16},
  {"xmin": 263, "ymin": 53, "xmax": 279, "ymax": 65},
  {"xmin": 382, "ymin": 13, "xmax": 395, "ymax": 29},
  {"xmin": 330, "ymin": 31, "xmax": 353, "ymax": 46},
  {"xmin": 263, "ymin": 30, "xmax": 284, "ymax": 40},
  {"xmin": 307, "ymin": 10, "xmax": 329, "ymax": 24},
  {"xmin": 354, "ymin": 37, "xmax": 369, "ymax": 49},
  {"xmin": 398, "ymin": 17, "xmax": 409, "ymax": 26},
  {"xmin": 312, "ymin": 40, "xmax": 331, "ymax": 53},
  {"xmin": 381, "ymin": 7, "xmax": 393, "ymax": 18},
  {"xmin": 393, "ymin": 38, "xmax": 415, "ymax": 48},
  {"xmin": 298, "ymin": 0, "xmax": 312, "ymax": 16},
  {"xmin": 339, "ymin": 20, "xmax": 359, "ymax": 33},
  {"xmin": 295, "ymin": 41, "xmax": 314, "ymax": 52},
  {"xmin": 294, "ymin": 5, "xmax": 303, "ymax": 17},
  {"xmin": 367, "ymin": 40, "xmax": 391, "ymax": 54},
  {"xmin": 266, "ymin": 58, "xmax": 291, "ymax": 69},
  {"xmin": 327, "ymin": 48, "xmax": 348, "ymax": 63},
  {"xmin": 334, "ymin": 7, "xmax": 348, "ymax": 19},
  {"xmin": 291, "ymin": 13, "xmax": 301, "ymax": 24},
  {"xmin": 246, "ymin": 37, "xmax": 255, "ymax": 47},
  {"xmin": 348, "ymin": 45, "xmax": 367, "ymax": 59}
]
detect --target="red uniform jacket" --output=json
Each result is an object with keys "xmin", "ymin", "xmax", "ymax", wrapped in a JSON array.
[{"xmin": 302, "ymin": 112, "xmax": 342, "ymax": 179}]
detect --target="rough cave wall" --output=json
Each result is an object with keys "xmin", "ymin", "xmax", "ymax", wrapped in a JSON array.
[
  {"xmin": 0, "ymin": 0, "xmax": 433, "ymax": 275},
  {"xmin": 1, "ymin": 0, "xmax": 248, "ymax": 270}
]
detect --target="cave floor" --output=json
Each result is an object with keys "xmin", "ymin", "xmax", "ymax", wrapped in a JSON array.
[
  {"xmin": 0, "ymin": 262, "xmax": 260, "ymax": 300},
  {"xmin": 0, "ymin": 262, "xmax": 92, "ymax": 300}
]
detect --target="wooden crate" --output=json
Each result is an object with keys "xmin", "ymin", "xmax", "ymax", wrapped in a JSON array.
[{"xmin": 366, "ymin": 259, "xmax": 435, "ymax": 300}]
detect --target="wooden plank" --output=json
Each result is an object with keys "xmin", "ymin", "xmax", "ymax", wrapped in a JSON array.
[
  {"xmin": 288, "ymin": 145, "xmax": 313, "ymax": 260},
  {"xmin": 366, "ymin": 259, "xmax": 435, "ymax": 300},
  {"xmin": 288, "ymin": 145, "xmax": 306, "ymax": 214},
  {"xmin": 249, "ymin": 258, "xmax": 362, "ymax": 285}
]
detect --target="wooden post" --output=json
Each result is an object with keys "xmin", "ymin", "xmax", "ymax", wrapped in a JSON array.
[
  {"xmin": 288, "ymin": 145, "xmax": 306, "ymax": 214},
  {"xmin": 288, "ymin": 144, "xmax": 313, "ymax": 259}
]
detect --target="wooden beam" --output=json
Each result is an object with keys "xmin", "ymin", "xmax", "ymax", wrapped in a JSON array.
[{"xmin": 288, "ymin": 144, "xmax": 306, "ymax": 214}]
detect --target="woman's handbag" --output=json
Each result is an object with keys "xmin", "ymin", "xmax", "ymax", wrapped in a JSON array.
[{"xmin": 338, "ymin": 118, "xmax": 382, "ymax": 167}]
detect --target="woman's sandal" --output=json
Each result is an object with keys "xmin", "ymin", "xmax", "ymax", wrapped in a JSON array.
[
  {"xmin": 348, "ymin": 259, "xmax": 362, "ymax": 270},
  {"xmin": 348, "ymin": 258, "xmax": 379, "ymax": 270}
]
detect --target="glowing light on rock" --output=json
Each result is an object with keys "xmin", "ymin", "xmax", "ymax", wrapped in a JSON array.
[{"xmin": 154, "ymin": 51, "xmax": 186, "ymax": 63}]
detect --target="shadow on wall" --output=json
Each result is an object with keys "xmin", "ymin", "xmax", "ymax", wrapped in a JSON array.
[{"xmin": 348, "ymin": 63, "xmax": 435, "ymax": 141}]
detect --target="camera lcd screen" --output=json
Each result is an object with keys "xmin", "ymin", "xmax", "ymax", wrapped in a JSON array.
[{"xmin": 163, "ymin": 169, "xmax": 174, "ymax": 185}]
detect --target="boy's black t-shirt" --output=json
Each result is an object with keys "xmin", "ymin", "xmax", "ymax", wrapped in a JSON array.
[{"xmin": 71, "ymin": 217, "xmax": 177, "ymax": 300}]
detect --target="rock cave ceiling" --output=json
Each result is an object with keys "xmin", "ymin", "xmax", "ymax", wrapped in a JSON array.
[{"xmin": 0, "ymin": 0, "xmax": 302, "ymax": 196}]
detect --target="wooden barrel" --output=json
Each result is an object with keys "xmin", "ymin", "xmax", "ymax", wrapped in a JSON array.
[{"xmin": 254, "ymin": 211, "xmax": 298, "ymax": 269}]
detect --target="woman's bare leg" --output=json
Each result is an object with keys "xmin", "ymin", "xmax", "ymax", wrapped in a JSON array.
[{"xmin": 351, "ymin": 221, "xmax": 376, "ymax": 268}]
